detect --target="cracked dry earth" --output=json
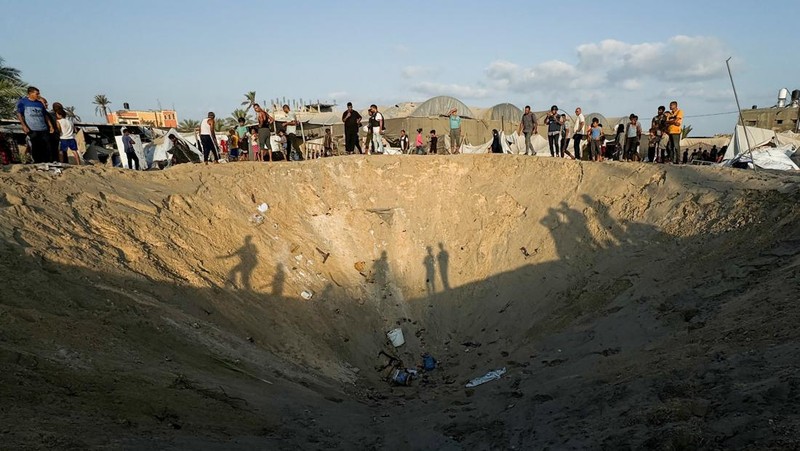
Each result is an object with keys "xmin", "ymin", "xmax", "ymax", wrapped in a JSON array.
[{"xmin": 1, "ymin": 155, "xmax": 799, "ymax": 450}]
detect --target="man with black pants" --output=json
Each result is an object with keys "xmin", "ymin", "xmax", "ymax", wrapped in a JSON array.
[
  {"xmin": 16, "ymin": 86, "xmax": 56, "ymax": 163},
  {"xmin": 122, "ymin": 128, "xmax": 140, "ymax": 170},
  {"xmin": 342, "ymin": 102, "xmax": 362, "ymax": 154},
  {"xmin": 572, "ymin": 107, "xmax": 585, "ymax": 160},
  {"xmin": 199, "ymin": 111, "xmax": 219, "ymax": 164},
  {"xmin": 545, "ymin": 105, "xmax": 560, "ymax": 157}
]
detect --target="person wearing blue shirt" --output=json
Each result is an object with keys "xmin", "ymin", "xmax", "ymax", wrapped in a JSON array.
[
  {"xmin": 16, "ymin": 86, "xmax": 56, "ymax": 163},
  {"xmin": 444, "ymin": 108, "xmax": 462, "ymax": 154}
]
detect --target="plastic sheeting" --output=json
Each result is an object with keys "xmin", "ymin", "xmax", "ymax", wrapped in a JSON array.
[
  {"xmin": 723, "ymin": 125, "xmax": 778, "ymax": 160},
  {"xmin": 152, "ymin": 128, "xmax": 203, "ymax": 165},
  {"xmin": 724, "ymin": 144, "xmax": 798, "ymax": 171},
  {"xmin": 410, "ymin": 96, "xmax": 475, "ymax": 118},
  {"xmin": 459, "ymin": 131, "xmax": 553, "ymax": 156},
  {"xmin": 483, "ymin": 103, "xmax": 522, "ymax": 121}
]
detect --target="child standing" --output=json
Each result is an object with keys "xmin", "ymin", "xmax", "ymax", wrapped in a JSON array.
[
  {"xmin": 249, "ymin": 127, "xmax": 260, "ymax": 161},
  {"xmin": 429, "ymin": 130, "xmax": 438, "ymax": 155},
  {"xmin": 227, "ymin": 129, "xmax": 239, "ymax": 161},
  {"xmin": 415, "ymin": 128, "xmax": 424, "ymax": 155},
  {"xmin": 589, "ymin": 118, "xmax": 604, "ymax": 162}
]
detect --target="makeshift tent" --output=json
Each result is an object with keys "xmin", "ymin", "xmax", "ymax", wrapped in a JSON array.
[
  {"xmin": 723, "ymin": 145, "xmax": 798, "ymax": 171},
  {"xmin": 680, "ymin": 135, "xmax": 731, "ymax": 152},
  {"xmin": 459, "ymin": 130, "xmax": 554, "ymax": 156},
  {"xmin": 410, "ymin": 96, "xmax": 475, "ymax": 118},
  {"xmin": 483, "ymin": 103, "xmax": 522, "ymax": 122},
  {"xmin": 152, "ymin": 128, "xmax": 203, "ymax": 165},
  {"xmin": 723, "ymin": 125, "xmax": 780, "ymax": 160},
  {"xmin": 776, "ymin": 131, "xmax": 800, "ymax": 148}
]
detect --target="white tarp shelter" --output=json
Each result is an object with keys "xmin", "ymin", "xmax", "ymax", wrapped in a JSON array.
[
  {"xmin": 459, "ymin": 131, "xmax": 552, "ymax": 155},
  {"xmin": 724, "ymin": 125, "xmax": 779, "ymax": 160},
  {"xmin": 723, "ymin": 144, "xmax": 798, "ymax": 171},
  {"xmin": 152, "ymin": 128, "xmax": 203, "ymax": 165}
]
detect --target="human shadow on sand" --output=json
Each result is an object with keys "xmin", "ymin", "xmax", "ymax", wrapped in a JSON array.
[{"xmin": 217, "ymin": 235, "xmax": 258, "ymax": 291}]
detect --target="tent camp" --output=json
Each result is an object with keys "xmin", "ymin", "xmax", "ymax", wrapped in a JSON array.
[{"xmin": 723, "ymin": 125, "xmax": 798, "ymax": 170}]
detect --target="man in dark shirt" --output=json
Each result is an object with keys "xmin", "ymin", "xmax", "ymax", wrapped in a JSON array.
[
  {"xmin": 341, "ymin": 102, "xmax": 362, "ymax": 154},
  {"xmin": 122, "ymin": 128, "xmax": 140, "ymax": 170},
  {"xmin": 16, "ymin": 86, "xmax": 56, "ymax": 163}
]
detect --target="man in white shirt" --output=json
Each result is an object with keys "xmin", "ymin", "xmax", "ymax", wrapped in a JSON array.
[
  {"xmin": 572, "ymin": 107, "xmax": 586, "ymax": 160},
  {"xmin": 281, "ymin": 104, "xmax": 301, "ymax": 160},
  {"xmin": 369, "ymin": 104, "xmax": 384, "ymax": 154}
]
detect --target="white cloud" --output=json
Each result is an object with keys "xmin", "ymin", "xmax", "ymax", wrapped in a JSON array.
[
  {"xmin": 485, "ymin": 35, "xmax": 730, "ymax": 95},
  {"xmin": 328, "ymin": 91, "xmax": 348, "ymax": 100},
  {"xmin": 401, "ymin": 65, "xmax": 438, "ymax": 79},
  {"xmin": 411, "ymin": 81, "xmax": 490, "ymax": 99}
]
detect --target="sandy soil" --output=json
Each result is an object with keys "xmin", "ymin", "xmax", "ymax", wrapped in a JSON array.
[{"xmin": 1, "ymin": 156, "xmax": 799, "ymax": 450}]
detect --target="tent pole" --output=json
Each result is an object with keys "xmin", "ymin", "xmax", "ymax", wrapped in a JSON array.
[{"xmin": 726, "ymin": 57, "xmax": 756, "ymax": 170}]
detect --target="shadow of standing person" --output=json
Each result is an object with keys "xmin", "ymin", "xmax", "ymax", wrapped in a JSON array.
[
  {"xmin": 218, "ymin": 235, "xmax": 258, "ymax": 291},
  {"xmin": 271, "ymin": 263, "xmax": 286, "ymax": 297},
  {"xmin": 424, "ymin": 246, "xmax": 436, "ymax": 296},
  {"xmin": 373, "ymin": 251, "xmax": 389, "ymax": 284},
  {"xmin": 437, "ymin": 242, "xmax": 451, "ymax": 291}
]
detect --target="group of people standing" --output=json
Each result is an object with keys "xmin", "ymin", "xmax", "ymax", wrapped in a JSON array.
[
  {"xmin": 13, "ymin": 86, "xmax": 87, "ymax": 166},
  {"xmin": 517, "ymin": 101, "xmax": 684, "ymax": 163},
  {"xmin": 196, "ymin": 103, "xmax": 303, "ymax": 165},
  {"xmin": 10, "ymin": 87, "xmax": 685, "ymax": 167}
]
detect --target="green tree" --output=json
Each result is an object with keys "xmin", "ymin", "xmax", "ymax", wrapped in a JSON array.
[
  {"xmin": 178, "ymin": 118, "xmax": 200, "ymax": 132},
  {"xmin": 64, "ymin": 106, "xmax": 81, "ymax": 122},
  {"xmin": 93, "ymin": 94, "xmax": 112, "ymax": 123},
  {"xmin": 214, "ymin": 117, "xmax": 234, "ymax": 132},
  {"xmin": 230, "ymin": 108, "xmax": 253, "ymax": 124},
  {"xmin": 241, "ymin": 91, "xmax": 257, "ymax": 112},
  {"xmin": 0, "ymin": 57, "xmax": 26, "ymax": 118},
  {"xmin": 681, "ymin": 124, "xmax": 693, "ymax": 139}
]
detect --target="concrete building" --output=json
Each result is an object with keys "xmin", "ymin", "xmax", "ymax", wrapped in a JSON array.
[
  {"xmin": 739, "ymin": 88, "xmax": 800, "ymax": 133},
  {"xmin": 107, "ymin": 109, "xmax": 178, "ymax": 128}
]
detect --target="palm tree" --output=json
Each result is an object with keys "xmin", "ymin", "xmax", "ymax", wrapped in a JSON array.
[
  {"xmin": 681, "ymin": 124, "xmax": 693, "ymax": 139},
  {"xmin": 0, "ymin": 57, "xmax": 26, "ymax": 118},
  {"xmin": 93, "ymin": 94, "xmax": 112, "ymax": 123},
  {"xmin": 214, "ymin": 117, "xmax": 234, "ymax": 132},
  {"xmin": 64, "ymin": 106, "xmax": 81, "ymax": 122},
  {"xmin": 178, "ymin": 118, "xmax": 200, "ymax": 132},
  {"xmin": 241, "ymin": 91, "xmax": 257, "ymax": 112},
  {"xmin": 230, "ymin": 108, "xmax": 253, "ymax": 124}
]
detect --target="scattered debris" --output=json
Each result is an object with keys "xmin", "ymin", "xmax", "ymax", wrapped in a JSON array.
[
  {"xmin": 461, "ymin": 341, "xmax": 482, "ymax": 349},
  {"xmin": 390, "ymin": 368, "xmax": 418, "ymax": 386},
  {"xmin": 315, "ymin": 247, "xmax": 330, "ymax": 263},
  {"xmin": 421, "ymin": 353, "xmax": 437, "ymax": 371},
  {"xmin": 300, "ymin": 290, "xmax": 314, "ymax": 300},
  {"xmin": 387, "ymin": 328, "xmax": 405, "ymax": 347},
  {"xmin": 465, "ymin": 367, "xmax": 507, "ymax": 388},
  {"xmin": 257, "ymin": 203, "xmax": 269, "ymax": 213},
  {"xmin": 249, "ymin": 214, "xmax": 264, "ymax": 225},
  {"xmin": 35, "ymin": 163, "xmax": 66, "ymax": 176},
  {"xmin": 354, "ymin": 261, "xmax": 366, "ymax": 272},
  {"xmin": 520, "ymin": 247, "xmax": 530, "ymax": 258}
]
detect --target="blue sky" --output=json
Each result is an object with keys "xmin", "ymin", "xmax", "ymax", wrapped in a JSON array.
[{"xmin": 2, "ymin": 0, "xmax": 798, "ymax": 135}]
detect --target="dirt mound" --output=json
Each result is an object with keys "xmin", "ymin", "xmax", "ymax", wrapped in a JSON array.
[{"xmin": 1, "ymin": 157, "xmax": 799, "ymax": 449}]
